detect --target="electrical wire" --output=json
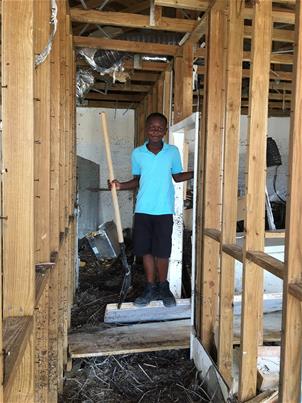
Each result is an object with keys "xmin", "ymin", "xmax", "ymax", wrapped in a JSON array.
[{"xmin": 35, "ymin": 0, "xmax": 58, "ymax": 67}]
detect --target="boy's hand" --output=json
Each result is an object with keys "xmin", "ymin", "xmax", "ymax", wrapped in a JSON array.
[{"xmin": 108, "ymin": 179, "xmax": 122, "ymax": 190}]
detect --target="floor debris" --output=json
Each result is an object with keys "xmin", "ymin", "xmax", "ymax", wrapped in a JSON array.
[{"xmin": 60, "ymin": 350, "xmax": 215, "ymax": 402}]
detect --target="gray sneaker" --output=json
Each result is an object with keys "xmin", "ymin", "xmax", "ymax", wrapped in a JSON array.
[
  {"xmin": 158, "ymin": 281, "xmax": 176, "ymax": 307},
  {"xmin": 134, "ymin": 283, "xmax": 158, "ymax": 306}
]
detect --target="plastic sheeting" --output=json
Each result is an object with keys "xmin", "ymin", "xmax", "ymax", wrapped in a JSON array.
[{"xmin": 76, "ymin": 69, "xmax": 95, "ymax": 102}]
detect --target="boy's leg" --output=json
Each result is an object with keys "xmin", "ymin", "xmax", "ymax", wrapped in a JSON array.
[
  {"xmin": 133, "ymin": 214, "xmax": 158, "ymax": 306},
  {"xmin": 156, "ymin": 257, "xmax": 169, "ymax": 282},
  {"xmin": 143, "ymin": 254, "xmax": 156, "ymax": 283},
  {"xmin": 152, "ymin": 215, "xmax": 176, "ymax": 307}
]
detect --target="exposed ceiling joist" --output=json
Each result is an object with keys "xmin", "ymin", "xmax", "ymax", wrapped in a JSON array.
[
  {"xmin": 93, "ymin": 82, "xmax": 151, "ymax": 92},
  {"xmin": 73, "ymin": 0, "xmax": 150, "ymax": 13},
  {"xmin": 154, "ymin": 0, "xmax": 209, "ymax": 11},
  {"xmin": 194, "ymin": 48, "xmax": 294, "ymax": 65},
  {"xmin": 85, "ymin": 100, "xmax": 137, "ymax": 108},
  {"xmin": 127, "ymin": 72, "xmax": 160, "ymax": 81},
  {"xmin": 77, "ymin": 58, "xmax": 170, "ymax": 72},
  {"xmin": 70, "ymin": 9, "xmax": 197, "ymax": 32},
  {"xmin": 123, "ymin": 60, "xmax": 170, "ymax": 71},
  {"xmin": 74, "ymin": 36, "xmax": 179, "ymax": 55},
  {"xmin": 243, "ymin": 51, "xmax": 293, "ymax": 65},
  {"xmin": 244, "ymin": 26, "xmax": 294, "ymax": 43},
  {"xmin": 244, "ymin": 7, "xmax": 295, "ymax": 24},
  {"xmin": 86, "ymin": 92, "xmax": 143, "ymax": 101}
]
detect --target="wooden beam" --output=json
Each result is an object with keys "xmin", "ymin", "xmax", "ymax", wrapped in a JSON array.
[
  {"xmin": 157, "ymin": 77, "xmax": 164, "ymax": 113},
  {"xmin": 94, "ymin": 82, "xmax": 151, "ymax": 92},
  {"xmin": 288, "ymin": 283, "xmax": 302, "ymax": 301},
  {"xmin": 238, "ymin": 1, "xmax": 272, "ymax": 400},
  {"xmin": 163, "ymin": 70, "xmax": 172, "ymax": 127},
  {"xmin": 244, "ymin": 25, "xmax": 294, "ymax": 43},
  {"xmin": 69, "ymin": 319, "xmax": 190, "ymax": 358},
  {"xmin": 85, "ymin": 100, "xmax": 137, "ymax": 108},
  {"xmin": 173, "ymin": 42, "xmax": 193, "ymax": 123},
  {"xmin": 154, "ymin": 0, "xmax": 209, "ymax": 11},
  {"xmin": 173, "ymin": 56, "xmax": 183, "ymax": 123},
  {"xmin": 187, "ymin": 13, "xmax": 208, "ymax": 44},
  {"xmin": 218, "ymin": 0, "xmax": 243, "ymax": 385},
  {"xmin": 246, "ymin": 251, "xmax": 284, "ymax": 279},
  {"xmin": 244, "ymin": 6, "xmax": 295, "ymax": 24},
  {"xmin": 34, "ymin": 279, "xmax": 49, "ymax": 403},
  {"xmin": 279, "ymin": 1, "xmax": 302, "ymax": 401},
  {"xmin": 243, "ymin": 51, "xmax": 294, "ymax": 65},
  {"xmin": 123, "ymin": 59, "xmax": 170, "ymax": 71},
  {"xmin": 182, "ymin": 42, "xmax": 193, "ymax": 119},
  {"xmin": 34, "ymin": 0, "xmax": 51, "ymax": 264},
  {"xmin": 222, "ymin": 243, "xmax": 243, "ymax": 262},
  {"xmin": 3, "ymin": 317, "xmax": 34, "ymax": 399},
  {"xmin": 86, "ymin": 92, "xmax": 143, "ymax": 101},
  {"xmin": 128, "ymin": 71, "xmax": 160, "ymax": 81},
  {"xmin": 70, "ymin": 9, "xmax": 198, "ymax": 33},
  {"xmin": 204, "ymin": 228, "xmax": 221, "ymax": 242},
  {"xmin": 2, "ymin": 0, "xmax": 35, "ymax": 317},
  {"xmin": 200, "ymin": 3, "xmax": 226, "ymax": 351},
  {"xmin": 74, "ymin": 36, "xmax": 179, "ymax": 56}
]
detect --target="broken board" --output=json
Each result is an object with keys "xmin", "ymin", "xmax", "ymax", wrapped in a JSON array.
[
  {"xmin": 104, "ymin": 298, "xmax": 191, "ymax": 324},
  {"xmin": 69, "ymin": 319, "xmax": 191, "ymax": 358}
]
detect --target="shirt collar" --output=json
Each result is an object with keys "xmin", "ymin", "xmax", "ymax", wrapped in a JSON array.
[{"xmin": 144, "ymin": 141, "xmax": 167, "ymax": 153}]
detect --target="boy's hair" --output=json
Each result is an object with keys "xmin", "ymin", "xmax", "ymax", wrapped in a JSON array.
[{"xmin": 146, "ymin": 112, "xmax": 167, "ymax": 127}]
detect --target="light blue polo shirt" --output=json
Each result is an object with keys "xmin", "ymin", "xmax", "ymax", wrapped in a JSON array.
[{"xmin": 131, "ymin": 142, "xmax": 183, "ymax": 215}]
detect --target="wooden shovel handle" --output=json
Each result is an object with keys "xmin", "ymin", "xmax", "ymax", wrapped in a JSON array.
[{"xmin": 100, "ymin": 112, "xmax": 124, "ymax": 243}]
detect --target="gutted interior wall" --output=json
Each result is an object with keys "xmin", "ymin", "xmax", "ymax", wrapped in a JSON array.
[{"xmin": 77, "ymin": 107, "xmax": 135, "ymax": 230}]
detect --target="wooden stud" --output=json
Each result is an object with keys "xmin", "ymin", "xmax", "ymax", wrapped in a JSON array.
[
  {"xmin": 217, "ymin": 0, "xmax": 243, "ymax": 385},
  {"xmin": 157, "ymin": 77, "xmax": 164, "ymax": 113},
  {"xmin": 35, "ymin": 280, "xmax": 49, "ymax": 403},
  {"xmin": 200, "ymin": 2, "xmax": 226, "ymax": 351},
  {"xmin": 195, "ymin": 29, "xmax": 208, "ymax": 339},
  {"xmin": 173, "ymin": 56, "xmax": 183, "ymax": 123},
  {"xmin": 279, "ymin": 1, "xmax": 302, "ymax": 401},
  {"xmin": 34, "ymin": 0, "xmax": 51, "ymax": 264},
  {"xmin": 59, "ymin": 2, "xmax": 67, "ymax": 235},
  {"xmin": 238, "ymin": 1, "xmax": 272, "ymax": 400},
  {"xmin": 163, "ymin": 70, "xmax": 172, "ymax": 127},
  {"xmin": 2, "ymin": 0, "xmax": 35, "ymax": 318},
  {"xmin": 152, "ymin": 83, "xmax": 158, "ymax": 112},
  {"xmin": 182, "ymin": 42, "xmax": 193, "ymax": 119}
]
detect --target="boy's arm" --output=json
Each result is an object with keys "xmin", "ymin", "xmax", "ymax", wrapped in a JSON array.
[
  {"xmin": 108, "ymin": 175, "xmax": 140, "ymax": 190},
  {"xmin": 172, "ymin": 171, "xmax": 193, "ymax": 183}
]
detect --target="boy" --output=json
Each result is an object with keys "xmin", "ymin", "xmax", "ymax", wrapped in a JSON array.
[{"xmin": 109, "ymin": 112, "xmax": 193, "ymax": 307}]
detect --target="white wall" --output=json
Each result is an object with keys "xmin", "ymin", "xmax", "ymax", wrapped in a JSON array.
[
  {"xmin": 77, "ymin": 107, "xmax": 135, "ymax": 229},
  {"xmin": 239, "ymin": 116, "xmax": 289, "ymax": 201}
]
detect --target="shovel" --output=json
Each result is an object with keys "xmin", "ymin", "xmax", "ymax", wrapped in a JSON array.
[{"xmin": 100, "ymin": 112, "xmax": 131, "ymax": 309}]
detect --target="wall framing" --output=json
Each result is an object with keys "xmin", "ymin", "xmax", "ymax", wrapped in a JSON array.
[{"xmin": 1, "ymin": 0, "xmax": 76, "ymax": 401}]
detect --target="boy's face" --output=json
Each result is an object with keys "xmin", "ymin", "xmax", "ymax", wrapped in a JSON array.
[{"xmin": 146, "ymin": 117, "xmax": 167, "ymax": 144}]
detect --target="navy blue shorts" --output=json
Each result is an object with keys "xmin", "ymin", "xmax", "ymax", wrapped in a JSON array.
[{"xmin": 133, "ymin": 213, "xmax": 174, "ymax": 259}]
